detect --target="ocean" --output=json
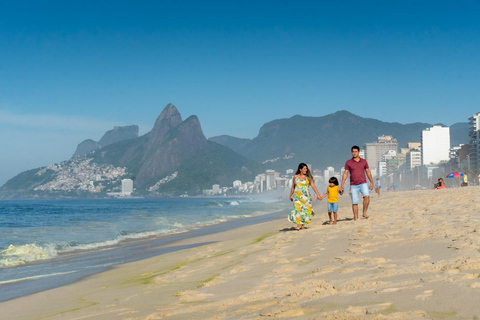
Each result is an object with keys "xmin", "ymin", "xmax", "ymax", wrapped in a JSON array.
[{"xmin": 0, "ymin": 197, "xmax": 287, "ymax": 302}]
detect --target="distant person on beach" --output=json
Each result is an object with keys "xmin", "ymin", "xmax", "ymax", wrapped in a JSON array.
[
  {"xmin": 375, "ymin": 178, "xmax": 381, "ymax": 196},
  {"xmin": 436, "ymin": 178, "xmax": 445, "ymax": 189},
  {"xmin": 320, "ymin": 177, "xmax": 343, "ymax": 225},
  {"xmin": 462, "ymin": 174, "xmax": 468, "ymax": 187},
  {"xmin": 289, "ymin": 163, "xmax": 322, "ymax": 230},
  {"xmin": 341, "ymin": 145, "xmax": 374, "ymax": 220}
]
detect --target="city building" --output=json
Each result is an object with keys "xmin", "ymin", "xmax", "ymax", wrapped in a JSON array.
[
  {"xmin": 421, "ymin": 126, "xmax": 450, "ymax": 165},
  {"xmin": 405, "ymin": 149, "xmax": 422, "ymax": 170},
  {"xmin": 385, "ymin": 152, "xmax": 406, "ymax": 175},
  {"xmin": 233, "ymin": 180, "xmax": 242, "ymax": 188},
  {"xmin": 265, "ymin": 169, "xmax": 278, "ymax": 191},
  {"xmin": 121, "ymin": 179, "xmax": 133, "ymax": 196},
  {"xmin": 364, "ymin": 135, "xmax": 398, "ymax": 170},
  {"xmin": 469, "ymin": 112, "xmax": 480, "ymax": 171},
  {"xmin": 323, "ymin": 166, "xmax": 335, "ymax": 182},
  {"xmin": 378, "ymin": 161, "xmax": 387, "ymax": 177}
]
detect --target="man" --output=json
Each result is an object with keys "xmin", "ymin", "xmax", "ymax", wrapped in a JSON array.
[{"xmin": 341, "ymin": 145, "xmax": 374, "ymax": 220}]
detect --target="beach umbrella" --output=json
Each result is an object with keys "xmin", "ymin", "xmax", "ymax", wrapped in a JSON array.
[
  {"xmin": 390, "ymin": 185, "xmax": 398, "ymax": 188},
  {"xmin": 446, "ymin": 172, "xmax": 463, "ymax": 178}
]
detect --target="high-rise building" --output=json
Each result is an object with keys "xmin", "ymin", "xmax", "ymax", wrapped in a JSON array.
[
  {"xmin": 405, "ymin": 149, "xmax": 422, "ymax": 170},
  {"xmin": 469, "ymin": 112, "xmax": 480, "ymax": 171},
  {"xmin": 121, "ymin": 179, "xmax": 133, "ymax": 196},
  {"xmin": 364, "ymin": 135, "xmax": 398, "ymax": 170},
  {"xmin": 265, "ymin": 170, "xmax": 278, "ymax": 190},
  {"xmin": 323, "ymin": 166, "xmax": 335, "ymax": 182},
  {"xmin": 212, "ymin": 184, "xmax": 221, "ymax": 194},
  {"xmin": 421, "ymin": 126, "xmax": 450, "ymax": 165}
]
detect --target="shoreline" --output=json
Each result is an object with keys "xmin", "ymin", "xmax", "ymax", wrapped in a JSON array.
[
  {"xmin": 0, "ymin": 206, "xmax": 289, "ymax": 303},
  {"xmin": 2, "ymin": 187, "xmax": 480, "ymax": 319}
]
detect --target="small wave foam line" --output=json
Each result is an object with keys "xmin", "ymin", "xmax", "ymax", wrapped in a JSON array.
[
  {"xmin": 0, "ymin": 243, "xmax": 58, "ymax": 267},
  {"xmin": 0, "ymin": 270, "xmax": 76, "ymax": 285},
  {"xmin": 209, "ymin": 200, "xmax": 241, "ymax": 207}
]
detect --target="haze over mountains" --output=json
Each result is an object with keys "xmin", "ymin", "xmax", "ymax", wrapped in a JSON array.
[
  {"xmin": 210, "ymin": 110, "xmax": 469, "ymax": 173},
  {"xmin": 0, "ymin": 104, "xmax": 263, "ymax": 198},
  {"xmin": 73, "ymin": 125, "xmax": 139, "ymax": 157},
  {"xmin": 0, "ymin": 104, "xmax": 470, "ymax": 198}
]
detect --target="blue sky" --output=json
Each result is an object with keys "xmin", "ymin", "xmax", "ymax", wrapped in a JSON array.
[{"xmin": 1, "ymin": 0, "xmax": 480, "ymax": 186}]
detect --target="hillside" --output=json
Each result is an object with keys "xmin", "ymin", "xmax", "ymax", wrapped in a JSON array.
[
  {"xmin": 0, "ymin": 104, "xmax": 264, "ymax": 198},
  {"xmin": 214, "ymin": 111, "xmax": 469, "ymax": 172}
]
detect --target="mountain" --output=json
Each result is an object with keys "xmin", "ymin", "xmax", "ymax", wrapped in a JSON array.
[
  {"xmin": 1, "ymin": 104, "xmax": 263, "ymax": 198},
  {"xmin": 214, "ymin": 111, "xmax": 470, "ymax": 172},
  {"xmin": 98, "ymin": 125, "xmax": 139, "ymax": 147},
  {"xmin": 208, "ymin": 135, "xmax": 251, "ymax": 154},
  {"xmin": 73, "ymin": 139, "xmax": 102, "ymax": 157},
  {"xmin": 73, "ymin": 125, "xmax": 139, "ymax": 157}
]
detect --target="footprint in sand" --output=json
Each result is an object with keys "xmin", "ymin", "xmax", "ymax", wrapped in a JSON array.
[
  {"xmin": 415, "ymin": 290, "xmax": 434, "ymax": 300},
  {"xmin": 228, "ymin": 266, "xmax": 249, "ymax": 274}
]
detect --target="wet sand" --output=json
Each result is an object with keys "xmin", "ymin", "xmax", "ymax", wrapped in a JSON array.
[{"xmin": 2, "ymin": 187, "xmax": 480, "ymax": 319}]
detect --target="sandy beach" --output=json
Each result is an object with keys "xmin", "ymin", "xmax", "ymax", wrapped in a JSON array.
[{"xmin": 2, "ymin": 186, "xmax": 480, "ymax": 319}]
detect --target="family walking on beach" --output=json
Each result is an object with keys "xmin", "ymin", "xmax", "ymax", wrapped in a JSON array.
[{"xmin": 289, "ymin": 145, "xmax": 374, "ymax": 229}]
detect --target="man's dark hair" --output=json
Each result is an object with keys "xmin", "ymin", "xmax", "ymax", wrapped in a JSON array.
[{"xmin": 351, "ymin": 145, "xmax": 360, "ymax": 152}]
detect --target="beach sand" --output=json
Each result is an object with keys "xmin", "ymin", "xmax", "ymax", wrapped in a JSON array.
[{"xmin": 2, "ymin": 187, "xmax": 480, "ymax": 320}]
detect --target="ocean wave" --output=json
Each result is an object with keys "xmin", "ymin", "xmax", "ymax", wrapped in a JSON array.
[
  {"xmin": 0, "ymin": 243, "xmax": 58, "ymax": 267},
  {"xmin": 0, "ymin": 203, "xmax": 284, "ymax": 268},
  {"xmin": 209, "ymin": 200, "xmax": 241, "ymax": 207}
]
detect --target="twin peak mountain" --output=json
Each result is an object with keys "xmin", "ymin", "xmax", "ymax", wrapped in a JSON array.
[{"xmin": 81, "ymin": 104, "xmax": 260, "ymax": 193}]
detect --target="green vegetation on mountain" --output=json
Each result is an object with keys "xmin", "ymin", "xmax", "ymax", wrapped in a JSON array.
[
  {"xmin": 155, "ymin": 141, "xmax": 264, "ymax": 194},
  {"xmin": 216, "ymin": 110, "xmax": 470, "ymax": 172},
  {"xmin": 0, "ymin": 168, "xmax": 55, "ymax": 194}
]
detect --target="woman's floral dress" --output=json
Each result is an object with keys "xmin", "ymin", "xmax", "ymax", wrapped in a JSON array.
[{"xmin": 288, "ymin": 177, "xmax": 314, "ymax": 226}]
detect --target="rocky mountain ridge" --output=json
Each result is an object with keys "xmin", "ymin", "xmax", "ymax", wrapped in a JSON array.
[
  {"xmin": 73, "ymin": 125, "xmax": 139, "ymax": 157},
  {"xmin": 211, "ymin": 110, "xmax": 469, "ymax": 173},
  {"xmin": 0, "ymin": 104, "xmax": 263, "ymax": 198}
]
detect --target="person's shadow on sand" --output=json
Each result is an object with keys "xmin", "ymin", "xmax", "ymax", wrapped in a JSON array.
[
  {"xmin": 321, "ymin": 218, "xmax": 353, "ymax": 225},
  {"xmin": 279, "ymin": 227, "xmax": 306, "ymax": 232}
]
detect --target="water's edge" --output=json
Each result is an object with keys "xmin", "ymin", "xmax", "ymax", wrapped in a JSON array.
[{"xmin": 0, "ymin": 209, "xmax": 288, "ymax": 303}]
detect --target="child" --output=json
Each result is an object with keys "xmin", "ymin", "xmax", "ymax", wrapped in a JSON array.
[{"xmin": 321, "ymin": 177, "xmax": 343, "ymax": 225}]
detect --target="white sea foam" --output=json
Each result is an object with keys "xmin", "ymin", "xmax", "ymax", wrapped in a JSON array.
[
  {"xmin": 0, "ymin": 270, "xmax": 76, "ymax": 285},
  {"xmin": 0, "ymin": 199, "xmax": 284, "ymax": 268},
  {"xmin": 0, "ymin": 243, "xmax": 58, "ymax": 267}
]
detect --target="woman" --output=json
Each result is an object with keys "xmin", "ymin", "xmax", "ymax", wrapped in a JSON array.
[
  {"xmin": 436, "ymin": 178, "xmax": 446, "ymax": 189},
  {"xmin": 288, "ymin": 163, "xmax": 322, "ymax": 230}
]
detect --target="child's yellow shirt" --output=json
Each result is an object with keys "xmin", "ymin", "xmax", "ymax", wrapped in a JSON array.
[{"xmin": 327, "ymin": 186, "xmax": 339, "ymax": 203}]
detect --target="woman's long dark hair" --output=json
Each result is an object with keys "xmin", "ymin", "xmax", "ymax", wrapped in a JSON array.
[{"xmin": 295, "ymin": 163, "xmax": 314, "ymax": 182}]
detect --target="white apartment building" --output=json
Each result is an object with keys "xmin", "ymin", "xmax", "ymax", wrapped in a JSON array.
[
  {"xmin": 469, "ymin": 112, "xmax": 480, "ymax": 171},
  {"xmin": 121, "ymin": 179, "xmax": 133, "ymax": 196},
  {"xmin": 421, "ymin": 126, "xmax": 450, "ymax": 165},
  {"xmin": 323, "ymin": 166, "xmax": 335, "ymax": 182},
  {"xmin": 266, "ymin": 170, "xmax": 278, "ymax": 191},
  {"xmin": 378, "ymin": 161, "xmax": 387, "ymax": 177},
  {"xmin": 405, "ymin": 149, "xmax": 422, "ymax": 170},
  {"xmin": 233, "ymin": 180, "xmax": 242, "ymax": 188}
]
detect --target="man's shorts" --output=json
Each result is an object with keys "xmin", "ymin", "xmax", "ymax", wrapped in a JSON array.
[
  {"xmin": 350, "ymin": 183, "xmax": 370, "ymax": 204},
  {"xmin": 328, "ymin": 202, "xmax": 338, "ymax": 212}
]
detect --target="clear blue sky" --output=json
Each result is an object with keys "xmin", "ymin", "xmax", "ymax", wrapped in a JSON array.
[{"xmin": 1, "ymin": 0, "xmax": 480, "ymax": 186}]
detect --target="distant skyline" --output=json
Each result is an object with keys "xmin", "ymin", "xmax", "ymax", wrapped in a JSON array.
[{"xmin": 1, "ymin": 1, "xmax": 480, "ymax": 186}]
